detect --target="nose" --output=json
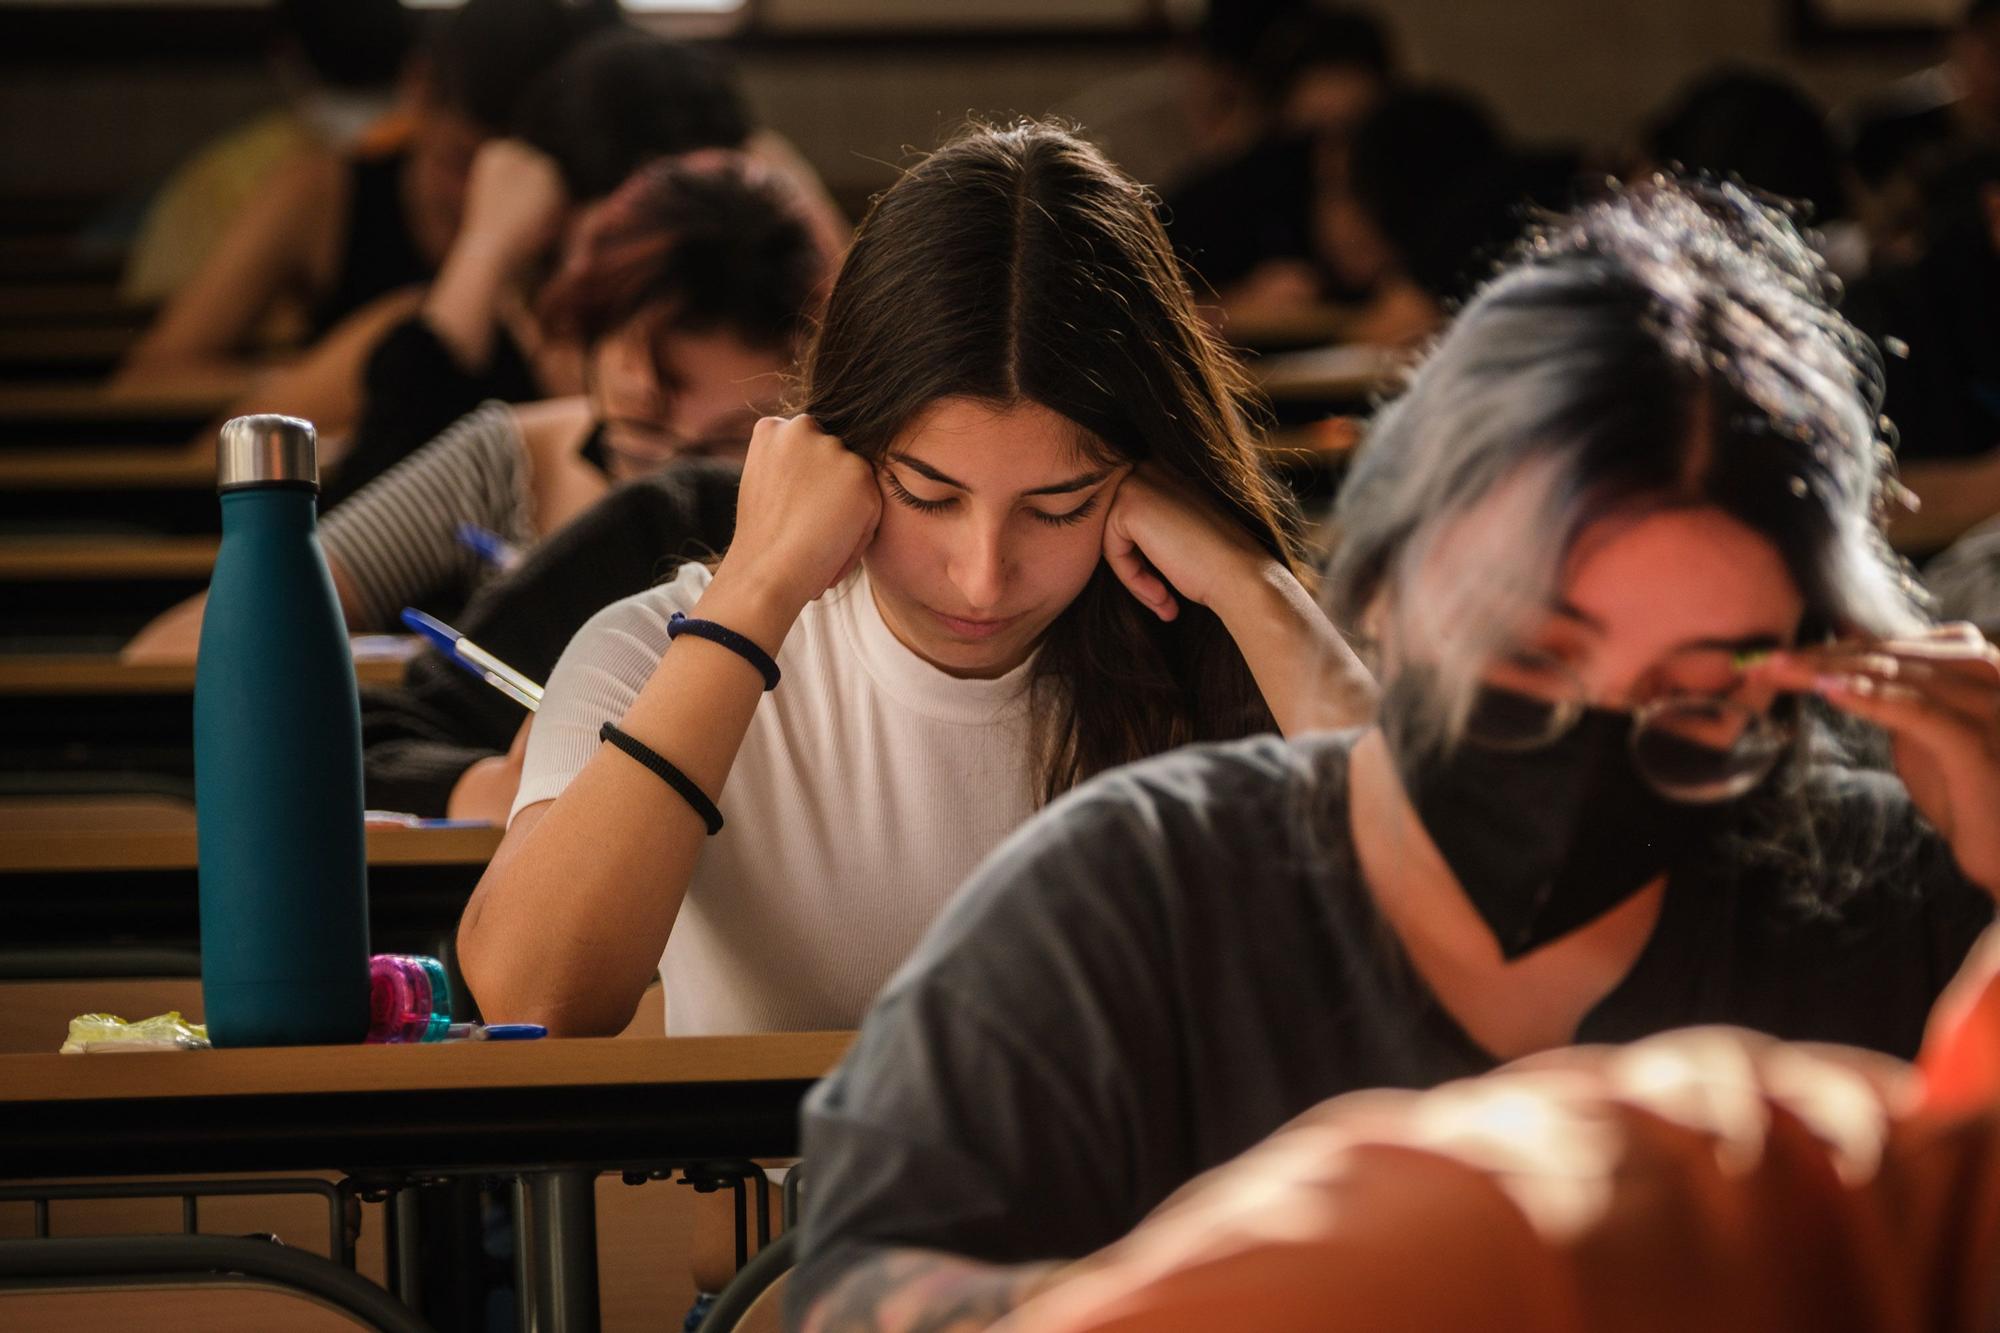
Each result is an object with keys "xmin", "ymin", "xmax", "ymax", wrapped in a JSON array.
[{"xmin": 947, "ymin": 517, "xmax": 1009, "ymax": 613}]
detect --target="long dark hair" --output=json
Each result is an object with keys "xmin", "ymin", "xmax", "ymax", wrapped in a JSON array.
[{"xmin": 802, "ymin": 121, "xmax": 1305, "ymax": 803}]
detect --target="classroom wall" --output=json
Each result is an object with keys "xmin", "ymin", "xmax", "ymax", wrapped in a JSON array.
[
  {"xmin": 0, "ymin": 3, "xmax": 1947, "ymax": 205},
  {"xmin": 1384, "ymin": 0, "xmax": 1935, "ymax": 146}
]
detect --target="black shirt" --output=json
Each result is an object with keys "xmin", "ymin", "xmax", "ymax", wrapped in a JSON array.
[
  {"xmin": 323, "ymin": 316, "xmax": 542, "ymax": 512},
  {"xmin": 790, "ymin": 730, "xmax": 1991, "ymax": 1317},
  {"xmin": 1162, "ymin": 134, "xmax": 1319, "ymax": 297},
  {"xmin": 311, "ymin": 151, "xmax": 433, "ymax": 336}
]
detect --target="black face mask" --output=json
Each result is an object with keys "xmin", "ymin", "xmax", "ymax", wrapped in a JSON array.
[{"xmin": 1378, "ymin": 674, "xmax": 1733, "ymax": 959}]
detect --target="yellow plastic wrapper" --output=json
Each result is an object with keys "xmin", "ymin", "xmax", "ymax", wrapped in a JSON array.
[{"xmin": 60, "ymin": 1011, "xmax": 210, "ymax": 1054}]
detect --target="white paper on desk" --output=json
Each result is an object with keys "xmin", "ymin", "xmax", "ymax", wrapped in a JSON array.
[
  {"xmin": 351, "ymin": 634, "xmax": 423, "ymax": 662},
  {"xmin": 1257, "ymin": 343, "xmax": 1407, "ymax": 395}
]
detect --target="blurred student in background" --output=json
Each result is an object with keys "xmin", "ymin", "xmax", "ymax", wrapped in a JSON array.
[
  {"xmin": 1642, "ymin": 67, "xmax": 1864, "ymax": 279},
  {"xmin": 1848, "ymin": 145, "xmax": 2000, "ymax": 557},
  {"xmin": 1163, "ymin": 3, "xmax": 1398, "ymax": 309},
  {"xmin": 1846, "ymin": 0, "xmax": 2000, "ymax": 263},
  {"xmin": 114, "ymin": 0, "xmax": 617, "ymax": 395},
  {"xmin": 313, "ymin": 28, "xmax": 821, "ymax": 505},
  {"xmin": 119, "ymin": 0, "xmax": 414, "ymax": 313},
  {"xmin": 124, "ymin": 152, "xmax": 828, "ymax": 667},
  {"xmin": 230, "ymin": 28, "xmax": 842, "ymax": 504},
  {"xmin": 1306, "ymin": 85, "xmax": 1519, "ymax": 344}
]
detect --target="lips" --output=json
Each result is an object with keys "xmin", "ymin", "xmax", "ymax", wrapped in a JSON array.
[{"xmin": 929, "ymin": 607, "xmax": 1022, "ymax": 641}]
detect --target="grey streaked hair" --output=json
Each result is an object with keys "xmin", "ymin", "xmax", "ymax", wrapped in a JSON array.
[{"xmin": 1325, "ymin": 178, "xmax": 1928, "ymax": 749}]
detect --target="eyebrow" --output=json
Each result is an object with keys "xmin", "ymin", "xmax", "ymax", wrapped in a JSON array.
[
  {"xmin": 1550, "ymin": 599, "xmax": 1785, "ymax": 654},
  {"xmin": 889, "ymin": 452, "xmax": 1111, "ymax": 498}
]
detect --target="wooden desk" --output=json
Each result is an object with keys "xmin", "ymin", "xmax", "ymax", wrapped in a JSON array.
[
  {"xmin": 0, "ymin": 383, "xmax": 236, "ymax": 421},
  {"xmin": 0, "ymin": 283, "xmax": 150, "ymax": 327},
  {"xmin": 1253, "ymin": 342, "xmax": 1407, "ymax": 404},
  {"xmin": 0, "ymin": 822, "xmax": 500, "ymax": 979},
  {"xmin": 0, "ymin": 534, "xmax": 216, "ymax": 581},
  {"xmin": 0, "ymin": 536, "xmax": 220, "ymax": 646},
  {"xmin": 0, "ymin": 381, "xmax": 241, "ymax": 445},
  {"xmin": 0, "ymin": 1032, "xmax": 850, "ymax": 1330},
  {"xmin": 0, "ymin": 1032, "xmax": 847, "ymax": 1107},
  {"xmin": 0, "ymin": 652, "xmax": 408, "ymax": 696},
  {"xmin": 1261, "ymin": 420, "xmax": 1362, "ymax": 464},
  {"xmin": 0, "ymin": 442, "xmax": 218, "ymax": 538},
  {"xmin": 0, "ymin": 822, "xmax": 501, "ymax": 874},
  {"xmin": 0, "ymin": 244, "xmax": 121, "ymax": 287},
  {"xmin": 0, "ymin": 442, "xmax": 209, "ymax": 490},
  {"xmin": 0, "ymin": 325, "xmax": 133, "ymax": 377},
  {"xmin": 0, "ymin": 647, "xmax": 418, "ymax": 784},
  {"xmin": 0, "ymin": 793, "xmax": 194, "ymax": 836},
  {"xmin": 1218, "ymin": 304, "xmax": 1361, "ymax": 353}
]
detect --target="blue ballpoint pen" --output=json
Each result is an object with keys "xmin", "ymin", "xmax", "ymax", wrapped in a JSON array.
[
  {"xmin": 400, "ymin": 607, "xmax": 544, "ymax": 712},
  {"xmin": 455, "ymin": 522, "xmax": 523, "ymax": 572},
  {"xmin": 443, "ymin": 1022, "xmax": 547, "ymax": 1041}
]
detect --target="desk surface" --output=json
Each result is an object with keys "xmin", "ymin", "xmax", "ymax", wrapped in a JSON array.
[
  {"xmin": 1219, "ymin": 304, "xmax": 1360, "ymax": 351},
  {"xmin": 0, "ymin": 1032, "xmax": 850, "ymax": 1179},
  {"xmin": 0, "ymin": 533, "xmax": 216, "ymax": 580},
  {"xmin": 0, "ymin": 821, "xmax": 502, "ymax": 873},
  {"xmin": 0, "ymin": 442, "xmax": 210, "ymax": 489},
  {"xmin": 1254, "ymin": 342, "xmax": 1407, "ymax": 402},
  {"xmin": 0, "ymin": 283, "xmax": 150, "ymax": 325},
  {"xmin": 0, "ymin": 380, "xmax": 241, "ymax": 423},
  {"xmin": 0, "ymin": 652, "xmax": 408, "ymax": 694},
  {"xmin": 0, "ymin": 1032, "xmax": 853, "ymax": 1104},
  {"xmin": 0, "ymin": 324, "xmax": 133, "ymax": 366}
]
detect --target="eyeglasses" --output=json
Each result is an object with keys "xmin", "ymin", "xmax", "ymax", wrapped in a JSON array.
[
  {"xmin": 1465, "ymin": 649, "xmax": 1793, "ymax": 803},
  {"xmin": 598, "ymin": 415, "xmax": 759, "ymax": 476}
]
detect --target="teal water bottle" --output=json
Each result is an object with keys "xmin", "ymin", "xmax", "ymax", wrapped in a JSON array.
[{"xmin": 195, "ymin": 415, "xmax": 371, "ymax": 1046}]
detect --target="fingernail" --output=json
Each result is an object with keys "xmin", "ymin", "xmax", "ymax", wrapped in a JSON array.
[
  {"xmin": 1735, "ymin": 649, "xmax": 1775, "ymax": 668},
  {"xmin": 1813, "ymin": 673, "xmax": 1848, "ymax": 694}
]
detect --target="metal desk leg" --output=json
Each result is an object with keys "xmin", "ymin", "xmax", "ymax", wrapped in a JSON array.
[
  {"xmin": 513, "ymin": 1169, "xmax": 600, "ymax": 1333},
  {"xmin": 389, "ymin": 1186, "xmax": 424, "ymax": 1311}
]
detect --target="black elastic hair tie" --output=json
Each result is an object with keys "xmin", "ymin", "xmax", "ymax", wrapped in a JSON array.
[
  {"xmin": 598, "ymin": 721, "xmax": 724, "ymax": 835},
  {"xmin": 667, "ymin": 612, "xmax": 781, "ymax": 691}
]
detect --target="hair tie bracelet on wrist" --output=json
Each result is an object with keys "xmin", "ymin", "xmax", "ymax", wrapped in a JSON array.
[
  {"xmin": 598, "ymin": 721, "xmax": 724, "ymax": 835},
  {"xmin": 667, "ymin": 612, "xmax": 781, "ymax": 691}
]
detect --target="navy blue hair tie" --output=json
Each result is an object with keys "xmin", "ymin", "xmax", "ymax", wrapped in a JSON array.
[{"xmin": 667, "ymin": 612, "xmax": 782, "ymax": 691}]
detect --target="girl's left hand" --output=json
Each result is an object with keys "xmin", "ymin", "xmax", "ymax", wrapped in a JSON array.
[
  {"xmin": 1752, "ymin": 623, "xmax": 2000, "ymax": 895},
  {"xmin": 1102, "ymin": 465, "xmax": 1272, "ymax": 621}
]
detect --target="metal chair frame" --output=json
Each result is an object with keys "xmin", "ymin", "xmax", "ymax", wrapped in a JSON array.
[{"xmin": 0, "ymin": 1234, "xmax": 439, "ymax": 1333}]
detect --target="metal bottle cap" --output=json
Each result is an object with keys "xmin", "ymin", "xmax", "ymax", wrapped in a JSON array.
[{"xmin": 217, "ymin": 414, "xmax": 318, "ymax": 492}]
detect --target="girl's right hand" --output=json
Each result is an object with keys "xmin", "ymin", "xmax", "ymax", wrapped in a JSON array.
[
  {"xmin": 458, "ymin": 139, "xmax": 568, "ymax": 274},
  {"xmin": 711, "ymin": 415, "xmax": 882, "ymax": 623}
]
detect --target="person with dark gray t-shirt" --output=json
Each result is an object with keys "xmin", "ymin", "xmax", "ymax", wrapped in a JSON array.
[{"xmin": 788, "ymin": 182, "xmax": 2000, "ymax": 1332}]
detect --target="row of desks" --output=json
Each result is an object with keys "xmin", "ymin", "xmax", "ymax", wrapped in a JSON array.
[
  {"xmin": 0, "ymin": 779, "xmax": 799, "ymax": 1332},
  {"xmin": 0, "ymin": 1031, "xmax": 850, "ymax": 1330}
]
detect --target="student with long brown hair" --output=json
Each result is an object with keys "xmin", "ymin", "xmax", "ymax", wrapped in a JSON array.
[{"xmin": 456, "ymin": 121, "xmax": 1374, "ymax": 1038}]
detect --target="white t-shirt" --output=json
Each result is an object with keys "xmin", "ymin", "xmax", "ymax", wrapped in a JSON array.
[{"xmin": 511, "ymin": 562, "xmax": 1040, "ymax": 1034}]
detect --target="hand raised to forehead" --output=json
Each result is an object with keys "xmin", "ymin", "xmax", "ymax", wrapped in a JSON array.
[
  {"xmin": 1101, "ymin": 465, "xmax": 1271, "ymax": 622},
  {"xmin": 1750, "ymin": 624, "xmax": 2000, "ymax": 895},
  {"xmin": 714, "ymin": 415, "xmax": 881, "ymax": 618}
]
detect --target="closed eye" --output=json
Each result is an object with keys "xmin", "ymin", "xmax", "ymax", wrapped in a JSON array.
[
  {"xmin": 885, "ymin": 470, "xmax": 956, "ymax": 514},
  {"xmin": 1028, "ymin": 493, "xmax": 1102, "ymax": 528}
]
